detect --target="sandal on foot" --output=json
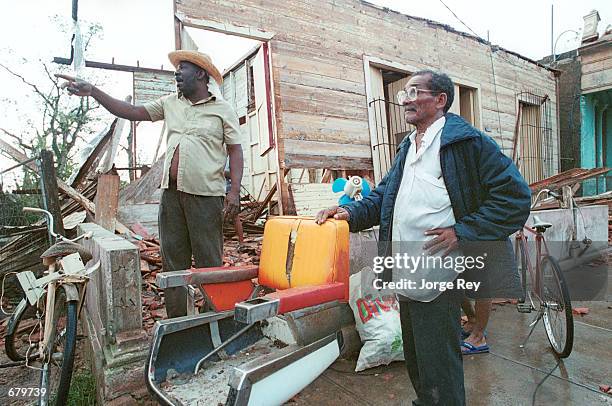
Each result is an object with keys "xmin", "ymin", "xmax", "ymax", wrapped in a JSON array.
[{"xmin": 461, "ymin": 341, "xmax": 489, "ymax": 355}]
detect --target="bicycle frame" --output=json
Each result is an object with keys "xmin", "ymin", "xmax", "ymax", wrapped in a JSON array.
[
  {"xmin": 13, "ymin": 207, "xmax": 96, "ymax": 406},
  {"xmin": 515, "ymin": 225, "xmax": 551, "ymax": 304},
  {"xmin": 514, "ymin": 188, "xmax": 576, "ymax": 358}
]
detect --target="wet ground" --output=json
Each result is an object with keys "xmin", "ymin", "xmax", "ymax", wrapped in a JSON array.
[{"xmin": 293, "ymin": 300, "xmax": 612, "ymax": 405}]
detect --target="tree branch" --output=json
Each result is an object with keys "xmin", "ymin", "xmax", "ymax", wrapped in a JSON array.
[
  {"xmin": 0, "ymin": 128, "xmax": 34, "ymax": 153},
  {"xmin": 0, "ymin": 62, "xmax": 53, "ymax": 107}
]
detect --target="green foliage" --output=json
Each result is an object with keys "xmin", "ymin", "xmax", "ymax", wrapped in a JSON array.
[
  {"xmin": 50, "ymin": 369, "xmax": 97, "ymax": 406},
  {"xmin": 65, "ymin": 370, "xmax": 97, "ymax": 406}
]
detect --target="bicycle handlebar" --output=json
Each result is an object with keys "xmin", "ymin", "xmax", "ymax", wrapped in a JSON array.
[
  {"xmin": 22, "ymin": 207, "xmax": 90, "ymax": 243},
  {"xmin": 23, "ymin": 207, "xmax": 58, "ymax": 239},
  {"xmin": 531, "ymin": 189, "xmax": 557, "ymax": 209}
]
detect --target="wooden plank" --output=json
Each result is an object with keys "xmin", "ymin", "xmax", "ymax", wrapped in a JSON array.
[
  {"xmin": 53, "ymin": 57, "xmax": 173, "ymax": 75},
  {"xmin": 283, "ymin": 138, "xmax": 371, "ymax": 159},
  {"xmin": 69, "ymin": 120, "xmax": 116, "ymax": 189},
  {"xmin": 0, "ymin": 138, "xmax": 130, "ymax": 235},
  {"xmin": 279, "ymin": 69, "xmax": 365, "ymax": 95},
  {"xmin": 290, "ymin": 183, "xmax": 342, "ymax": 216},
  {"xmin": 117, "ymin": 203, "xmax": 160, "ymax": 238},
  {"xmin": 528, "ymin": 167, "xmax": 610, "ymax": 193},
  {"xmin": 100, "ymin": 97, "xmax": 132, "ymax": 173},
  {"xmin": 39, "ymin": 150, "xmax": 65, "ymax": 236},
  {"xmin": 283, "ymin": 153, "xmax": 372, "ymax": 170},
  {"xmin": 250, "ymin": 181, "xmax": 277, "ymax": 220},
  {"xmin": 95, "ymin": 173, "xmax": 120, "ymax": 232},
  {"xmin": 133, "ymin": 71, "xmax": 175, "ymax": 105},
  {"xmin": 118, "ymin": 156, "xmax": 164, "ymax": 205},
  {"xmin": 281, "ymin": 111, "xmax": 370, "ymax": 144}
]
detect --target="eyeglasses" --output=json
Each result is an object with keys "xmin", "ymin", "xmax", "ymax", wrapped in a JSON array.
[{"xmin": 397, "ymin": 86, "xmax": 440, "ymax": 104}]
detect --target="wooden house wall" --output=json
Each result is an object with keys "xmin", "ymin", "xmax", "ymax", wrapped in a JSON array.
[
  {"xmin": 133, "ymin": 71, "xmax": 175, "ymax": 105},
  {"xmin": 175, "ymin": 0, "xmax": 558, "ymax": 172}
]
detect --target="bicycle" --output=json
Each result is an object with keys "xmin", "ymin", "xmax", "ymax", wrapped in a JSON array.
[
  {"xmin": 514, "ymin": 188, "xmax": 583, "ymax": 358},
  {"xmin": 3, "ymin": 207, "xmax": 99, "ymax": 405}
]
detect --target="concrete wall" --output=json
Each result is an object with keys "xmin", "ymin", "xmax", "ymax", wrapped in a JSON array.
[{"xmin": 552, "ymin": 53, "xmax": 582, "ymax": 172}]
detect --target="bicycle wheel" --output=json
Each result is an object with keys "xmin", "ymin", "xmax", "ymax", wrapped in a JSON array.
[
  {"xmin": 540, "ymin": 256, "xmax": 574, "ymax": 358},
  {"xmin": 5, "ymin": 296, "xmax": 45, "ymax": 362},
  {"xmin": 40, "ymin": 285, "xmax": 78, "ymax": 406}
]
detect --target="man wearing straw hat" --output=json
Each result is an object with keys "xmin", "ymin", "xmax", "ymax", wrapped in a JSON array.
[{"xmin": 57, "ymin": 50, "xmax": 244, "ymax": 318}]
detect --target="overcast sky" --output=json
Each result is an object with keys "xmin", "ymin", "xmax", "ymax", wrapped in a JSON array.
[
  {"xmin": 1, "ymin": 0, "xmax": 610, "ymax": 179},
  {"xmin": 2, "ymin": 0, "xmax": 609, "ymax": 71}
]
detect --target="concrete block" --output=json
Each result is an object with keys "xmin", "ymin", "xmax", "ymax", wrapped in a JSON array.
[{"xmin": 77, "ymin": 223, "xmax": 149, "ymax": 404}]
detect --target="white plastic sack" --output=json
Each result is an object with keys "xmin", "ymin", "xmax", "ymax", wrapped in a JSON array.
[{"xmin": 349, "ymin": 272, "xmax": 404, "ymax": 372}]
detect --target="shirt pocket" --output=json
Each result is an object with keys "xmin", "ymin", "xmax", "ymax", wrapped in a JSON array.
[
  {"xmin": 416, "ymin": 172, "xmax": 451, "ymax": 211},
  {"xmin": 190, "ymin": 116, "xmax": 223, "ymax": 141}
]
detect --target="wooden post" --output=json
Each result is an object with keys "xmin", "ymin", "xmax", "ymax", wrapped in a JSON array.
[
  {"xmin": 95, "ymin": 172, "xmax": 120, "ymax": 232},
  {"xmin": 39, "ymin": 150, "xmax": 65, "ymax": 236}
]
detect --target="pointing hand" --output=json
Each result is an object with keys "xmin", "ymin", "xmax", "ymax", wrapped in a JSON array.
[{"xmin": 55, "ymin": 74, "xmax": 93, "ymax": 97}]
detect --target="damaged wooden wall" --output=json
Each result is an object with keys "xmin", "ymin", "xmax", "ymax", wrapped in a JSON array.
[{"xmin": 174, "ymin": 0, "xmax": 559, "ymax": 176}]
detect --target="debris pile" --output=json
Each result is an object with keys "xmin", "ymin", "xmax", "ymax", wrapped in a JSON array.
[
  {"xmin": 529, "ymin": 168, "xmax": 612, "ymax": 244},
  {"xmin": 135, "ymin": 220, "xmax": 263, "ymax": 334}
]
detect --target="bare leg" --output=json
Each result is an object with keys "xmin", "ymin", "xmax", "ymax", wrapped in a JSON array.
[
  {"xmin": 234, "ymin": 217, "xmax": 245, "ymax": 244},
  {"xmin": 463, "ymin": 299, "xmax": 491, "ymax": 350},
  {"xmin": 461, "ymin": 298, "xmax": 476, "ymax": 333}
]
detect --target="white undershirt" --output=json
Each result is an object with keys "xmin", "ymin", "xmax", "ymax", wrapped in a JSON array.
[
  {"xmin": 391, "ymin": 116, "xmax": 459, "ymax": 302},
  {"xmin": 392, "ymin": 116, "xmax": 454, "ymax": 242}
]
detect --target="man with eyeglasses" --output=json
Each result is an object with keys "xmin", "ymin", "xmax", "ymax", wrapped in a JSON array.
[{"xmin": 316, "ymin": 70, "xmax": 530, "ymax": 405}]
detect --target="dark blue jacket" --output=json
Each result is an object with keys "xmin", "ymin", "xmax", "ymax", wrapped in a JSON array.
[{"xmin": 343, "ymin": 113, "xmax": 531, "ymax": 298}]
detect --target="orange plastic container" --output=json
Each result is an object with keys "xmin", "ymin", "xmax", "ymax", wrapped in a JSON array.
[{"xmin": 258, "ymin": 216, "xmax": 349, "ymax": 299}]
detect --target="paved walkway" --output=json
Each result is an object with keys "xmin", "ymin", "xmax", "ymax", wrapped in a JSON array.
[{"xmin": 294, "ymin": 301, "xmax": 612, "ymax": 405}]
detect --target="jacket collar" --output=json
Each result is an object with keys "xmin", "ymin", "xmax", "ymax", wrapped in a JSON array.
[{"xmin": 397, "ymin": 113, "xmax": 479, "ymax": 153}]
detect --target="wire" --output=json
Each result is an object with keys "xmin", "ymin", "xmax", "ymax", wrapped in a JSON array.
[
  {"xmin": 488, "ymin": 47, "xmax": 506, "ymax": 152},
  {"xmin": 531, "ymin": 358, "xmax": 561, "ymax": 405},
  {"xmin": 25, "ymin": 301, "xmax": 45, "ymax": 371},
  {"xmin": 437, "ymin": 0, "xmax": 506, "ymax": 151},
  {"xmin": 328, "ymin": 365, "xmax": 383, "ymax": 376},
  {"xmin": 437, "ymin": 0, "xmax": 482, "ymax": 39}
]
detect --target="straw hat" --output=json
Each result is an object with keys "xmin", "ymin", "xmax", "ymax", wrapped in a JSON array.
[{"xmin": 168, "ymin": 50, "xmax": 223, "ymax": 85}]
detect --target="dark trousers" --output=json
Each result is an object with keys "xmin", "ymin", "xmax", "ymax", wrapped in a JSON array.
[
  {"xmin": 159, "ymin": 187, "xmax": 224, "ymax": 318},
  {"xmin": 399, "ymin": 292, "xmax": 465, "ymax": 406}
]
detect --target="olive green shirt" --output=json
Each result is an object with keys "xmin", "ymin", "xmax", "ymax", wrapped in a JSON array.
[{"xmin": 144, "ymin": 94, "xmax": 242, "ymax": 196}]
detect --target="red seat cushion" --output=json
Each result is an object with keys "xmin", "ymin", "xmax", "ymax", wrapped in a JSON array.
[{"xmin": 264, "ymin": 282, "xmax": 346, "ymax": 314}]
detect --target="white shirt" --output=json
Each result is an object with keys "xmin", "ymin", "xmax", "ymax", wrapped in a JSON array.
[{"xmin": 391, "ymin": 116, "xmax": 460, "ymax": 302}]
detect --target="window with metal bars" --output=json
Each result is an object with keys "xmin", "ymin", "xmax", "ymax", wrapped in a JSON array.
[{"xmin": 515, "ymin": 91, "xmax": 554, "ymax": 185}]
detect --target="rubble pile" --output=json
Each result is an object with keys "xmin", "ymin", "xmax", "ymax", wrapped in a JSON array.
[{"xmin": 137, "ymin": 231, "xmax": 262, "ymax": 334}]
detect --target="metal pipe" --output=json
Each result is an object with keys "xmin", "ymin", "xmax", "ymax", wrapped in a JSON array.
[
  {"xmin": 551, "ymin": 4, "xmax": 554, "ymax": 58},
  {"xmin": 194, "ymin": 322, "xmax": 257, "ymax": 374},
  {"xmin": 72, "ymin": 0, "xmax": 78, "ymax": 21}
]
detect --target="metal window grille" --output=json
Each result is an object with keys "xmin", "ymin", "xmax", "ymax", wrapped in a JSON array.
[{"xmin": 369, "ymin": 98, "xmax": 415, "ymax": 179}]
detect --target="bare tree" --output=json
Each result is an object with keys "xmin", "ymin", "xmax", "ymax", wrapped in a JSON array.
[{"xmin": 0, "ymin": 21, "xmax": 103, "ymax": 181}]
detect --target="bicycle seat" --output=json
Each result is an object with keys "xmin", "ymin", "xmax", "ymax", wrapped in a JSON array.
[
  {"xmin": 532, "ymin": 216, "xmax": 553, "ymax": 230},
  {"xmin": 41, "ymin": 240, "xmax": 93, "ymax": 263}
]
